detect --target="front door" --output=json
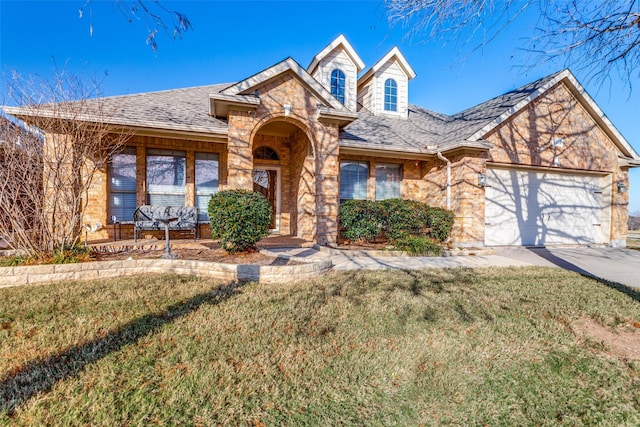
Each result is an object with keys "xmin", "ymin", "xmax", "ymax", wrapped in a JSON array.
[{"xmin": 253, "ymin": 167, "xmax": 280, "ymax": 231}]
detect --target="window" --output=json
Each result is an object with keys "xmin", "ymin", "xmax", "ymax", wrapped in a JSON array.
[
  {"xmin": 146, "ymin": 149, "xmax": 186, "ymax": 206},
  {"xmin": 108, "ymin": 147, "xmax": 137, "ymax": 222},
  {"xmin": 330, "ymin": 69, "xmax": 346, "ymax": 105},
  {"xmin": 195, "ymin": 152, "xmax": 219, "ymax": 221},
  {"xmin": 339, "ymin": 161, "xmax": 368, "ymax": 201},
  {"xmin": 384, "ymin": 78, "xmax": 397, "ymax": 112},
  {"xmin": 376, "ymin": 163, "xmax": 401, "ymax": 200},
  {"xmin": 253, "ymin": 146, "xmax": 279, "ymax": 161}
]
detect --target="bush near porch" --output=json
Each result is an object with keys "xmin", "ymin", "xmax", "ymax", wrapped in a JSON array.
[
  {"xmin": 339, "ymin": 199, "xmax": 454, "ymax": 254},
  {"xmin": 208, "ymin": 189, "xmax": 272, "ymax": 253}
]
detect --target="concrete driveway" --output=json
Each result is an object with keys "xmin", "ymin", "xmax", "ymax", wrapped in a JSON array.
[
  {"xmin": 266, "ymin": 245, "xmax": 640, "ymax": 289},
  {"xmin": 494, "ymin": 246, "xmax": 640, "ymax": 288}
]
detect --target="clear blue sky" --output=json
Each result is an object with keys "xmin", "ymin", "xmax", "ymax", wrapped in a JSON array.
[{"xmin": 1, "ymin": 0, "xmax": 639, "ymax": 213}]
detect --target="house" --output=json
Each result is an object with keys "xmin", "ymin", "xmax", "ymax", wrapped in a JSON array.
[{"xmin": 4, "ymin": 35, "xmax": 640, "ymax": 247}]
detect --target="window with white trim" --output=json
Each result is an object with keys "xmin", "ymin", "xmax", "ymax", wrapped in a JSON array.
[
  {"xmin": 384, "ymin": 78, "xmax": 397, "ymax": 112},
  {"xmin": 375, "ymin": 163, "xmax": 401, "ymax": 200},
  {"xmin": 195, "ymin": 152, "xmax": 219, "ymax": 221},
  {"xmin": 146, "ymin": 149, "xmax": 186, "ymax": 206},
  {"xmin": 108, "ymin": 147, "xmax": 137, "ymax": 222},
  {"xmin": 330, "ymin": 69, "xmax": 346, "ymax": 105},
  {"xmin": 339, "ymin": 161, "xmax": 368, "ymax": 201}
]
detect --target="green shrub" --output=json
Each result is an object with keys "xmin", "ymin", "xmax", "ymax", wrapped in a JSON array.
[
  {"xmin": 339, "ymin": 200, "xmax": 384, "ymax": 242},
  {"xmin": 339, "ymin": 198, "xmax": 455, "ymax": 246},
  {"xmin": 393, "ymin": 235, "xmax": 442, "ymax": 256},
  {"xmin": 379, "ymin": 199, "xmax": 424, "ymax": 239},
  {"xmin": 208, "ymin": 189, "xmax": 272, "ymax": 253},
  {"xmin": 423, "ymin": 206, "xmax": 455, "ymax": 242}
]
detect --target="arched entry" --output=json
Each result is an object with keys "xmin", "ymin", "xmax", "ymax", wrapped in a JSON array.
[{"xmin": 251, "ymin": 119, "xmax": 316, "ymax": 240}]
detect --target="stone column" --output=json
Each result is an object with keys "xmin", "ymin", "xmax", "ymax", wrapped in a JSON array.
[
  {"xmin": 314, "ymin": 123, "xmax": 340, "ymax": 245},
  {"xmin": 226, "ymin": 111, "xmax": 255, "ymax": 190}
]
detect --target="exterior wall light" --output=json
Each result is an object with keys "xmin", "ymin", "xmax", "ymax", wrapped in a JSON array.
[
  {"xmin": 284, "ymin": 104, "xmax": 291, "ymax": 117},
  {"xmin": 617, "ymin": 182, "xmax": 627, "ymax": 193},
  {"xmin": 478, "ymin": 173, "xmax": 487, "ymax": 187}
]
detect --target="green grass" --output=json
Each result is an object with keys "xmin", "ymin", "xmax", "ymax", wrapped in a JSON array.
[{"xmin": 1, "ymin": 268, "xmax": 640, "ymax": 425}]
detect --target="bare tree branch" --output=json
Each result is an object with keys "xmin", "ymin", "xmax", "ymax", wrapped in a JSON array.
[
  {"xmin": 79, "ymin": 0, "xmax": 192, "ymax": 53},
  {"xmin": 385, "ymin": 0, "xmax": 640, "ymax": 90},
  {"xmin": 1, "ymin": 72, "xmax": 133, "ymax": 259}
]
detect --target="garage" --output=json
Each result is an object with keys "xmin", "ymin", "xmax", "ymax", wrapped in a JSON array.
[{"xmin": 484, "ymin": 167, "xmax": 611, "ymax": 246}]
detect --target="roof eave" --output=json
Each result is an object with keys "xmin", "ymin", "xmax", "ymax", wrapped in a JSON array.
[
  {"xmin": 209, "ymin": 93, "xmax": 260, "ymax": 118},
  {"xmin": 317, "ymin": 107, "xmax": 358, "ymax": 126},
  {"xmin": 3, "ymin": 106, "xmax": 229, "ymax": 138}
]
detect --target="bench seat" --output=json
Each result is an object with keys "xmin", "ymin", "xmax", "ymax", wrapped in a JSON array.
[{"xmin": 133, "ymin": 205, "xmax": 199, "ymax": 242}]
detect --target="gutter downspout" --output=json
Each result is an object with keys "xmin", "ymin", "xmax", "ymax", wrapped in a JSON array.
[{"xmin": 436, "ymin": 151, "xmax": 451, "ymax": 210}]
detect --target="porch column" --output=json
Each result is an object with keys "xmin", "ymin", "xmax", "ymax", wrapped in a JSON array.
[
  {"xmin": 315, "ymin": 122, "xmax": 340, "ymax": 245},
  {"xmin": 226, "ymin": 110, "xmax": 254, "ymax": 190}
]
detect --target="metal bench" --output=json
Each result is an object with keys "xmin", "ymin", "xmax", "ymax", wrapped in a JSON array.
[{"xmin": 133, "ymin": 205, "xmax": 199, "ymax": 242}]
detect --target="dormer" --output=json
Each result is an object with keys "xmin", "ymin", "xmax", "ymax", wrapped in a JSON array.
[
  {"xmin": 307, "ymin": 34, "xmax": 365, "ymax": 112},
  {"xmin": 357, "ymin": 47, "xmax": 416, "ymax": 119}
]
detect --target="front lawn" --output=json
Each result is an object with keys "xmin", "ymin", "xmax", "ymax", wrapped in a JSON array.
[{"xmin": 1, "ymin": 268, "xmax": 640, "ymax": 425}]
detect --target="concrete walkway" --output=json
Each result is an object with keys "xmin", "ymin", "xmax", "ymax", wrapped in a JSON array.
[{"xmin": 263, "ymin": 245, "xmax": 640, "ymax": 289}]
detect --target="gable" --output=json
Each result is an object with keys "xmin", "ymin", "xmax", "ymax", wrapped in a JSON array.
[
  {"xmin": 486, "ymin": 81, "xmax": 625, "ymax": 171},
  {"xmin": 471, "ymin": 70, "xmax": 639, "ymax": 162},
  {"xmin": 307, "ymin": 34, "xmax": 365, "ymax": 75},
  {"xmin": 221, "ymin": 57, "xmax": 348, "ymax": 112},
  {"xmin": 311, "ymin": 48, "xmax": 360, "ymax": 112},
  {"xmin": 357, "ymin": 48, "xmax": 414, "ymax": 119}
]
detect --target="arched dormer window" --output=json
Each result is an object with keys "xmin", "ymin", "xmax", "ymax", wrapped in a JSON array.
[
  {"xmin": 384, "ymin": 78, "xmax": 397, "ymax": 112},
  {"xmin": 253, "ymin": 146, "xmax": 279, "ymax": 161},
  {"xmin": 330, "ymin": 69, "xmax": 346, "ymax": 105}
]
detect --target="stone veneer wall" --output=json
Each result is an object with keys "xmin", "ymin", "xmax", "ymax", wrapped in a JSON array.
[
  {"xmin": 0, "ymin": 256, "xmax": 333, "ymax": 287},
  {"xmin": 485, "ymin": 81, "xmax": 629, "ymax": 246}
]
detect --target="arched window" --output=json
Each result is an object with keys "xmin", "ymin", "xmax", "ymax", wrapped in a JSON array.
[
  {"xmin": 253, "ymin": 146, "xmax": 279, "ymax": 161},
  {"xmin": 330, "ymin": 69, "xmax": 346, "ymax": 105},
  {"xmin": 384, "ymin": 78, "xmax": 397, "ymax": 112}
]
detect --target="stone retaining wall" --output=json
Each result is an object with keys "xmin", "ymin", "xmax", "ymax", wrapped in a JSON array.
[{"xmin": 0, "ymin": 257, "xmax": 333, "ymax": 288}]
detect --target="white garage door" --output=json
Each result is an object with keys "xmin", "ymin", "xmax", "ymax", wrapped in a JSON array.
[{"xmin": 485, "ymin": 168, "xmax": 610, "ymax": 246}]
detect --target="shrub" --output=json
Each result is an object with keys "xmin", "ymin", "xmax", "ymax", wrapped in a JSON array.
[
  {"xmin": 339, "ymin": 200, "xmax": 384, "ymax": 242},
  {"xmin": 379, "ymin": 199, "xmax": 424, "ymax": 239},
  {"xmin": 339, "ymin": 198, "xmax": 455, "ymax": 246},
  {"xmin": 393, "ymin": 235, "xmax": 442, "ymax": 256},
  {"xmin": 208, "ymin": 189, "xmax": 272, "ymax": 253},
  {"xmin": 422, "ymin": 206, "xmax": 455, "ymax": 242}
]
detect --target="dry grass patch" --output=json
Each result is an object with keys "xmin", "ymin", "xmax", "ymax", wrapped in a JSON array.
[{"xmin": 1, "ymin": 267, "xmax": 640, "ymax": 425}]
